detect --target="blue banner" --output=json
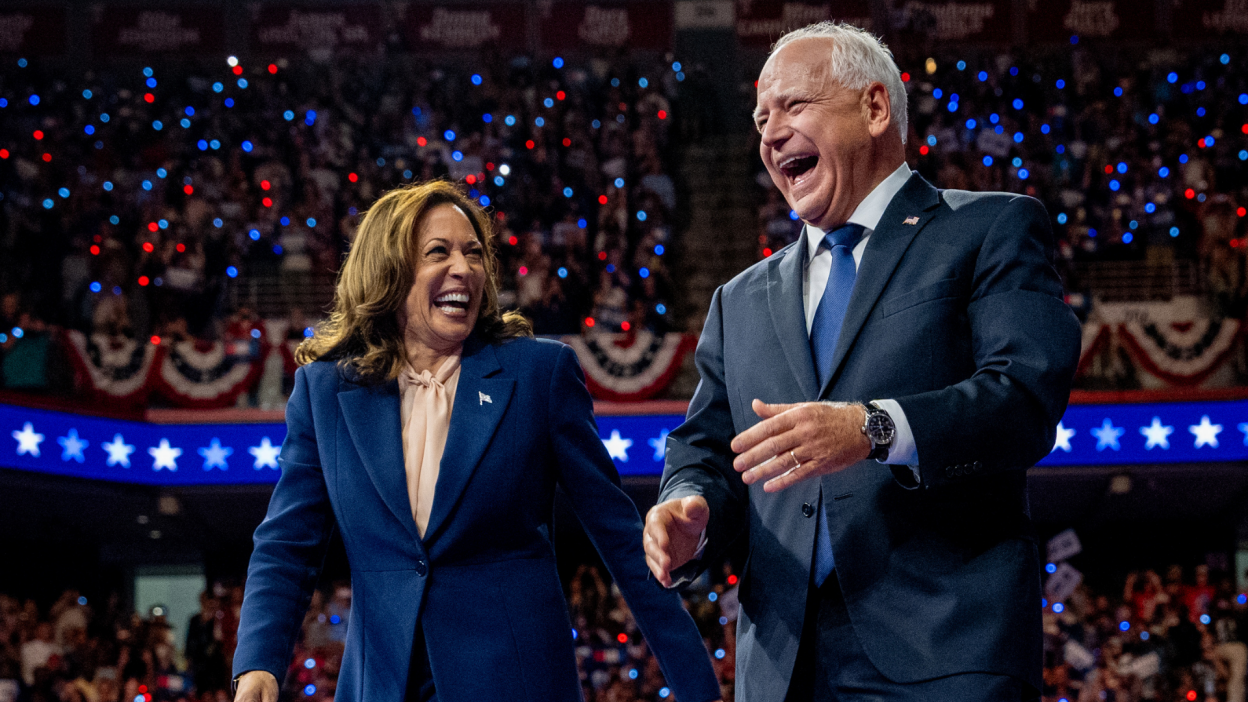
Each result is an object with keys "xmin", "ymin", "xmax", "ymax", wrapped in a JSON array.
[{"xmin": 4, "ymin": 399, "xmax": 1248, "ymax": 486}]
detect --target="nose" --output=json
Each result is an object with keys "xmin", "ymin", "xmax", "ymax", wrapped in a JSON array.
[
  {"xmin": 759, "ymin": 115, "xmax": 790, "ymax": 152},
  {"xmin": 447, "ymin": 250, "xmax": 471, "ymax": 278}
]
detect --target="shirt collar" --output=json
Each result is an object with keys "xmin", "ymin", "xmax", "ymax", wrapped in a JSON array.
[{"xmin": 805, "ymin": 162, "xmax": 913, "ymax": 263}]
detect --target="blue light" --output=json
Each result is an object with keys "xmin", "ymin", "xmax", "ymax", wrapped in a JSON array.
[
  {"xmin": 957, "ymin": 60, "xmax": 966, "ymax": 70},
  {"xmin": 304, "ymin": 327, "xmax": 314, "ymax": 338},
  {"xmin": 304, "ymin": 659, "xmax": 315, "ymax": 670},
  {"xmin": 376, "ymin": 157, "xmax": 385, "ymax": 167},
  {"xmin": 1240, "ymin": 94, "xmax": 1248, "ymax": 105},
  {"xmin": 1012, "ymin": 157, "xmax": 1023, "ymax": 167},
  {"xmin": 628, "ymin": 668, "xmax": 638, "ymax": 679},
  {"xmin": 639, "ymin": 77, "xmax": 649, "ymax": 88},
  {"xmin": 1113, "ymin": 87, "xmax": 1123, "ymax": 97},
  {"xmin": 1057, "ymin": 213, "xmax": 1067, "ymax": 224},
  {"xmin": 212, "ymin": 82, "xmax": 223, "ymax": 93},
  {"xmin": 557, "ymin": 267, "xmax": 568, "ymax": 279},
  {"xmin": 927, "ymin": 135, "xmax": 937, "ymax": 146},
  {"xmin": 479, "ymin": 195, "xmax": 490, "ymax": 206},
  {"xmin": 305, "ymin": 111, "xmax": 316, "ymax": 126},
  {"xmin": 932, "ymin": 88, "xmax": 943, "ymax": 99},
  {"xmin": 1196, "ymin": 107, "xmax": 1206, "ymax": 117},
  {"xmin": 563, "ymin": 187, "xmax": 573, "ymax": 198},
  {"xmin": 1056, "ymin": 79, "xmax": 1065, "ymax": 89},
  {"xmin": 994, "ymin": 125, "xmax": 1004, "ymax": 135},
  {"xmin": 226, "ymin": 266, "xmax": 238, "ymax": 278},
  {"xmin": 947, "ymin": 102, "xmax": 958, "ymax": 113},
  {"xmin": 1206, "ymin": 136, "xmax": 1215, "ymax": 147},
  {"xmin": 59, "ymin": 187, "xmax": 70, "ymax": 198},
  {"xmin": 142, "ymin": 180, "xmax": 153, "ymax": 191},
  {"xmin": 103, "ymin": 181, "xmax": 113, "ymax": 191},
  {"xmin": 238, "ymin": 78, "xmax": 248, "ymax": 89},
  {"xmin": 977, "ymin": 71, "xmax": 987, "ymax": 81},
  {"xmin": 1221, "ymin": 54, "xmax": 1230, "ymax": 65},
  {"xmin": 654, "ymin": 244, "xmax": 664, "ymax": 255},
  {"xmin": 1040, "ymin": 124, "xmax": 1050, "ymax": 134},
  {"xmin": 224, "ymin": 97, "xmax": 235, "ymax": 107},
  {"xmin": 1117, "ymin": 620, "xmax": 1130, "ymax": 632},
  {"xmin": 676, "ymin": 72, "xmax": 685, "ymax": 81},
  {"xmin": 1013, "ymin": 132, "xmax": 1024, "ymax": 143},
  {"xmin": 283, "ymin": 110, "xmax": 294, "ymax": 121},
  {"xmin": 280, "ymin": 217, "xmax": 290, "ymax": 226},
  {"xmin": 304, "ymin": 685, "xmax": 316, "ymax": 696},
  {"xmin": 989, "ymin": 113, "xmax": 1000, "ymax": 124},
  {"xmin": 614, "ymin": 178, "xmax": 625, "ymax": 188},
  {"xmin": 715, "ymin": 648, "xmax": 726, "ymax": 659},
  {"xmin": 1170, "ymin": 227, "xmax": 1180, "ymax": 237},
  {"xmin": 1159, "ymin": 166, "xmax": 1170, "ymax": 178},
  {"xmin": 1240, "ymin": 150, "xmax": 1248, "ymax": 161},
  {"xmin": 1052, "ymin": 602, "xmax": 1065, "ymax": 613},
  {"xmin": 213, "ymin": 218, "xmax": 224, "ymax": 228},
  {"xmin": 708, "ymin": 591, "xmax": 718, "ymax": 602},
  {"xmin": 452, "ymin": 150, "xmax": 463, "ymax": 161},
  {"xmin": 1167, "ymin": 72, "xmax": 1178, "ymax": 84},
  {"xmin": 1018, "ymin": 169, "xmax": 1029, "ymax": 180},
  {"xmin": 1117, "ymin": 162, "xmax": 1127, "ymax": 174},
  {"xmin": 606, "ymin": 264, "xmax": 615, "ymax": 273},
  {"xmin": 273, "ymin": 245, "xmax": 283, "ymax": 254},
  {"xmin": 483, "ymin": 113, "xmax": 492, "ymax": 123},
  {"xmin": 494, "ymin": 176, "xmax": 504, "ymax": 187},
  {"xmin": 1045, "ymin": 563, "xmax": 1057, "ymax": 574},
  {"xmin": 152, "ymin": 120, "xmax": 163, "ymax": 130},
  {"xmin": 1179, "ymin": 154, "xmax": 1189, "ymax": 164},
  {"xmin": 468, "ymin": 188, "xmax": 479, "ymax": 199},
  {"xmin": 577, "ymin": 219, "xmax": 587, "ymax": 229},
  {"xmin": 1200, "ymin": 614, "xmax": 1211, "ymax": 625},
  {"xmin": 639, "ymin": 268, "xmax": 650, "ymax": 278},
  {"xmin": 1196, "ymin": 81, "xmax": 1205, "ymax": 90},
  {"xmin": 1238, "ymin": 594, "xmax": 1247, "ymax": 605},
  {"xmin": 544, "ymin": 97, "xmax": 554, "ymax": 108},
  {"xmin": 85, "ymin": 124, "xmax": 95, "ymax": 135},
  {"xmin": 1148, "ymin": 113, "xmax": 1159, "ymax": 125},
  {"xmin": 1123, "ymin": 233, "xmax": 1133, "ymax": 244},
  {"xmin": 659, "ymin": 688, "xmax": 670, "ymax": 699},
  {"xmin": 83, "ymin": 89, "xmax": 93, "ymax": 99},
  {"xmin": 444, "ymin": 129, "xmax": 456, "ymax": 141},
  {"xmin": 1070, "ymin": 35, "xmax": 1079, "ymax": 44},
  {"xmin": 250, "ymin": 329, "xmax": 261, "ymax": 339},
  {"xmin": 1012, "ymin": 98, "xmax": 1023, "ymax": 110},
  {"xmin": 143, "ymin": 67, "xmax": 153, "ymax": 77},
  {"xmin": 146, "ymin": 77, "xmax": 157, "ymax": 88},
  {"xmin": 1145, "ymin": 203, "xmax": 1156, "ymax": 213},
  {"xmin": 535, "ymin": 117, "xmax": 545, "ymax": 127},
  {"xmin": 90, "ymin": 282, "xmax": 102, "ymax": 293},
  {"xmin": 505, "ymin": 115, "xmax": 516, "ymax": 126},
  {"xmin": 982, "ymin": 155, "xmax": 993, "ymax": 167},
  {"xmin": 29, "ymin": 94, "xmax": 40, "ymax": 105},
  {"xmin": 180, "ymin": 118, "xmax": 190, "ymax": 128},
  {"xmin": 42, "ymin": 198, "xmax": 54, "ymax": 209},
  {"xmin": 109, "ymin": 216, "xmax": 119, "ymax": 224},
  {"xmin": 471, "ymin": 74, "xmax": 482, "ymax": 85},
  {"xmin": 241, "ymin": 140, "xmax": 253, "ymax": 153},
  {"xmin": 719, "ymin": 616, "xmax": 728, "ymax": 625},
  {"xmin": 553, "ymin": 57, "xmax": 564, "ymax": 69},
  {"xmin": 637, "ymin": 211, "xmax": 647, "ymax": 222},
  {"xmin": 965, "ymin": 119, "xmax": 977, "ymax": 129},
  {"xmin": 100, "ymin": 113, "xmax": 110, "ymax": 123},
  {"xmin": 1129, "ymin": 220, "xmax": 1138, "ymax": 230},
  {"xmin": 0, "ymin": 98, "xmax": 6, "ymax": 107},
  {"xmin": 210, "ymin": 139, "xmax": 220, "ymax": 150},
  {"xmin": 672, "ymin": 61, "xmax": 682, "ymax": 71},
  {"xmin": 158, "ymin": 219, "xmax": 168, "ymax": 229},
  {"xmin": 249, "ymin": 229, "xmax": 261, "ymax": 241},
  {"xmin": 656, "ymin": 303, "xmax": 667, "ymax": 314},
  {"xmin": 1108, "ymin": 180, "xmax": 1120, "ymax": 191}
]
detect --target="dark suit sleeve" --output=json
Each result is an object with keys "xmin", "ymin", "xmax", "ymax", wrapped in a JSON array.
[
  {"xmin": 658, "ymin": 287, "xmax": 749, "ymax": 583},
  {"xmin": 897, "ymin": 195, "xmax": 1081, "ymax": 489},
  {"xmin": 548, "ymin": 345, "xmax": 721, "ymax": 702},
  {"xmin": 233, "ymin": 366, "xmax": 336, "ymax": 684}
]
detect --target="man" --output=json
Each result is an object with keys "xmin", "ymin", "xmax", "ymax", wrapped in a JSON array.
[{"xmin": 643, "ymin": 22, "xmax": 1080, "ymax": 702}]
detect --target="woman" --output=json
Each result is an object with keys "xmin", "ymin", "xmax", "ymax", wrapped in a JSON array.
[{"xmin": 232, "ymin": 181, "xmax": 720, "ymax": 702}]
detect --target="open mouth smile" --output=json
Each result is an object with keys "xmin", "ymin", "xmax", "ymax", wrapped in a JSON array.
[
  {"xmin": 778, "ymin": 153, "xmax": 819, "ymax": 184},
  {"xmin": 433, "ymin": 292, "xmax": 471, "ymax": 317}
]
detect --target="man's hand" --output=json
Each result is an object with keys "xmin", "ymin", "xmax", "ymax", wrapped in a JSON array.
[
  {"xmin": 730, "ymin": 400, "xmax": 870, "ymax": 493},
  {"xmin": 234, "ymin": 670, "xmax": 278, "ymax": 702},
  {"xmin": 643, "ymin": 496, "xmax": 710, "ymax": 588}
]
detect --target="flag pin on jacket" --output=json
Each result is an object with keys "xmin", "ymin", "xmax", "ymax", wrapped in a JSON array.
[
  {"xmin": 479, "ymin": 391, "xmax": 492, "ymax": 405},
  {"xmin": 903, "ymin": 216, "xmax": 920, "ymax": 225}
]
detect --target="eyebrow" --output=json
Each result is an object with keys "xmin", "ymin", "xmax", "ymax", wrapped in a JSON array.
[{"xmin": 754, "ymin": 89, "xmax": 814, "ymax": 122}]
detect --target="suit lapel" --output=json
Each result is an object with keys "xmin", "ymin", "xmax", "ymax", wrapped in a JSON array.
[
  {"xmin": 767, "ymin": 240, "xmax": 820, "ymax": 400},
  {"xmin": 820, "ymin": 174, "xmax": 942, "ymax": 397},
  {"xmin": 338, "ymin": 378, "xmax": 425, "ymax": 545},
  {"xmin": 422, "ymin": 338, "xmax": 514, "ymax": 543}
]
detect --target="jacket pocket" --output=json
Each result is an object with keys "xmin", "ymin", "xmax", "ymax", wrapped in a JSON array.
[{"xmin": 880, "ymin": 278, "xmax": 959, "ymax": 318}]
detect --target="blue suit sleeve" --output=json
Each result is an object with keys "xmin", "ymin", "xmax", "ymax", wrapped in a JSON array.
[
  {"xmin": 896, "ymin": 195, "xmax": 1082, "ymax": 488},
  {"xmin": 548, "ymin": 345, "xmax": 721, "ymax": 702},
  {"xmin": 658, "ymin": 287, "xmax": 749, "ymax": 581},
  {"xmin": 233, "ymin": 366, "xmax": 336, "ymax": 684}
]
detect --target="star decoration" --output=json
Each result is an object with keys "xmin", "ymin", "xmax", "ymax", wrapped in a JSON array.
[
  {"xmin": 57, "ymin": 428, "xmax": 89, "ymax": 463},
  {"xmin": 197, "ymin": 438, "xmax": 233, "ymax": 470},
  {"xmin": 12, "ymin": 422, "xmax": 45, "ymax": 457},
  {"xmin": 148, "ymin": 439, "xmax": 183, "ymax": 471},
  {"xmin": 1091, "ymin": 418, "xmax": 1124, "ymax": 451},
  {"xmin": 1139, "ymin": 417, "xmax": 1173, "ymax": 450},
  {"xmin": 1052, "ymin": 421, "xmax": 1075, "ymax": 453},
  {"xmin": 102, "ymin": 433, "xmax": 135, "ymax": 468},
  {"xmin": 647, "ymin": 429, "xmax": 670, "ymax": 462},
  {"xmin": 1238, "ymin": 422, "xmax": 1248, "ymax": 446},
  {"xmin": 602, "ymin": 430, "xmax": 633, "ymax": 462},
  {"xmin": 1189, "ymin": 415, "xmax": 1222, "ymax": 449},
  {"xmin": 249, "ymin": 437, "xmax": 281, "ymax": 469}
]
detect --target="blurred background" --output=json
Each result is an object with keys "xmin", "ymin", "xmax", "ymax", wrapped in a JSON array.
[{"xmin": 1, "ymin": 0, "xmax": 1248, "ymax": 700}]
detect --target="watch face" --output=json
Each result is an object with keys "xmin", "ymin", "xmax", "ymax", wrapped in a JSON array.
[{"xmin": 866, "ymin": 412, "xmax": 895, "ymax": 445}]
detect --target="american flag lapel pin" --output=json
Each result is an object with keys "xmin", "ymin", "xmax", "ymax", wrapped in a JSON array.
[
  {"xmin": 903, "ymin": 216, "xmax": 920, "ymax": 225},
  {"xmin": 479, "ymin": 391, "xmax": 492, "ymax": 405}
]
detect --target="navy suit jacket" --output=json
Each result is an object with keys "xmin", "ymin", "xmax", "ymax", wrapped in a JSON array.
[
  {"xmin": 659, "ymin": 174, "xmax": 1081, "ymax": 699},
  {"xmin": 234, "ymin": 336, "xmax": 720, "ymax": 702}
]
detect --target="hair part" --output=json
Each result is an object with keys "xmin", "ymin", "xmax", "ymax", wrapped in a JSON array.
[
  {"xmin": 770, "ymin": 21, "xmax": 908, "ymax": 144},
  {"xmin": 296, "ymin": 179, "xmax": 531, "ymax": 384}
]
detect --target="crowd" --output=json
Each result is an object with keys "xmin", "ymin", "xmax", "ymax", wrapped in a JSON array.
[
  {"xmin": 0, "ymin": 564, "xmax": 737, "ymax": 702},
  {"xmin": 0, "ymin": 50, "xmax": 684, "ymax": 392}
]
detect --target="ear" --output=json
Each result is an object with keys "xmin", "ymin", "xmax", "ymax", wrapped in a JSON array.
[{"xmin": 862, "ymin": 82, "xmax": 893, "ymax": 139}]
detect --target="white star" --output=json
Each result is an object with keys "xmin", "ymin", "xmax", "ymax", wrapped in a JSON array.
[
  {"xmin": 12, "ymin": 422, "xmax": 44, "ymax": 457},
  {"xmin": 1190, "ymin": 415, "xmax": 1222, "ymax": 449},
  {"xmin": 248, "ymin": 437, "xmax": 281, "ymax": 469},
  {"xmin": 602, "ymin": 430, "xmax": 633, "ymax": 462},
  {"xmin": 1139, "ymin": 417, "xmax": 1174, "ymax": 450},
  {"xmin": 57, "ymin": 429, "xmax": 89, "ymax": 463},
  {"xmin": 648, "ymin": 429, "xmax": 670, "ymax": 462},
  {"xmin": 1238, "ymin": 423, "xmax": 1248, "ymax": 446},
  {"xmin": 1091, "ymin": 419, "xmax": 1124, "ymax": 451},
  {"xmin": 197, "ymin": 438, "xmax": 233, "ymax": 470},
  {"xmin": 148, "ymin": 439, "xmax": 183, "ymax": 471},
  {"xmin": 1052, "ymin": 421, "xmax": 1076, "ymax": 453},
  {"xmin": 102, "ymin": 434, "xmax": 135, "ymax": 468}
]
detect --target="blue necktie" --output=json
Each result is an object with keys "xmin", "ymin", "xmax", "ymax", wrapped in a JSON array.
[{"xmin": 808, "ymin": 223, "xmax": 864, "ymax": 586}]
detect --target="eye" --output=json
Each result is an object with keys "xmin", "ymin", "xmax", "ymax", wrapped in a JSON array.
[{"xmin": 425, "ymin": 245, "xmax": 448, "ymax": 257}]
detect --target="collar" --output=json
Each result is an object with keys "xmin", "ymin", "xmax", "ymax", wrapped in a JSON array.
[{"xmin": 805, "ymin": 162, "xmax": 913, "ymax": 263}]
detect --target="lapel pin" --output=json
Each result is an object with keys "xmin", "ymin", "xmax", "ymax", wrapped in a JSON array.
[
  {"xmin": 479, "ymin": 391, "xmax": 492, "ymax": 405},
  {"xmin": 903, "ymin": 216, "xmax": 920, "ymax": 225}
]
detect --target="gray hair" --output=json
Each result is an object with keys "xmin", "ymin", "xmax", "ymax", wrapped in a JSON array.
[{"xmin": 770, "ymin": 22, "xmax": 908, "ymax": 144}]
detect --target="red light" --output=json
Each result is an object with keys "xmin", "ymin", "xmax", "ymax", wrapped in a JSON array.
[
  {"xmin": 616, "ymin": 633, "xmax": 628, "ymax": 643},
  {"xmin": 89, "ymin": 245, "xmax": 100, "ymax": 256},
  {"xmin": 518, "ymin": 266, "xmax": 529, "ymax": 276},
  {"xmin": 1188, "ymin": 691, "xmax": 1198, "ymax": 702},
  {"xmin": 598, "ymin": 195, "xmax": 608, "ymax": 205},
  {"xmin": 562, "ymin": 138, "xmax": 571, "ymax": 147},
  {"xmin": 260, "ymin": 180, "xmax": 271, "ymax": 190},
  {"xmin": 143, "ymin": 242, "xmax": 154, "ymax": 253},
  {"xmin": 144, "ymin": 93, "xmax": 154, "ymax": 103},
  {"xmin": 1185, "ymin": 188, "xmax": 1196, "ymax": 199},
  {"xmin": 176, "ymin": 243, "xmax": 185, "ymax": 253},
  {"xmin": 727, "ymin": 574, "xmax": 738, "ymax": 585},
  {"xmin": 508, "ymin": 235, "xmax": 518, "ymax": 246},
  {"xmin": 138, "ymin": 276, "xmax": 149, "ymax": 286},
  {"xmin": 598, "ymin": 251, "xmax": 607, "ymax": 261},
  {"xmin": 348, "ymin": 173, "xmax": 358, "ymax": 183},
  {"xmin": 148, "ymin": 222, "xmax": 159, "ymax": 232},
  {"xmin": 1238, "ymin": 207, "xmax": 1247, "ymax": 217},
  {"xmin": 1232, "ymin": 239, "xmax": 1240, "ymax": 248},
  {"xmin": 268, "ymin": 64, "xmax": 277, "ymax": 74},
  {"xmin": 584, "ymin": 317, "xmax": 596, "ymax": 328},
  {"xmin": 900, "ymin": 72, "xmax": 910, "ymax": 82},
  {"xmin": 183, "ymin": 185, "xmax": 193, "ymax": 195},
  {"xmin": 618, "ymin": 102, "xmax": 627, "ymax": 111},
  {"xmin": 556, "ymin": 90, "xmax": 566, "ymax": 101},
  {"xmin": 0, "ymin": 149, "xmax": 8, "ymax": 159},
  {"xmin": 657, "ymin": 110, "xmax": 667, "ymax": 120},
  {"xmin": 1104, "ymin": 164, "xmax": 1113, "ymax": 174},
  {"xmin": 621, "ymin": 321, "xmax": 631, "ymax": 331},
  {"xmin": 232, "ymin": 65, "xmax": 243, "ymax": 76},
  {"xmin": 150, "ymin": 336, "xmax": 160, "ymax": 345},
  {"xmin": 42, "ymin": 153, "xmax": 51, "ymax": 162},
  {"xmin": 919, "ymin": 145, "xmax": 929, "ymax": 155},
  {"xmin": 262, "ymin": 197, "xmax": 272, "ymax": 207},
  {"xmin": 144, "ymin": 694, "xmax": 151, "ymax": 702},
  {"xmin": 525, "ymin": 140, "xmax": 535, "ymax": 149},
  {"xmin": 762, "ymin": 247, "xmax": 773, "ymax": 257},
  {"xmin": 33, "ymin": 130, "xmax": 43, "ymax": 140},
  {"xmin": 139, "ymin": 686, "xmax": 147, "ymax": 694},
  {"xmin": 1242, "ymin": 124, "xmax": 1248, "ymax": 134},
  {"xmin": 417, "ymin": 136, "xmax": 427, "ymax": 147},
  {"xmin": 466, "ymin": 174, "xmax": 476, "ymax": 184},
  {"xmin": 1198, "ymin": 138, "xmax": 1207, "ymax": 148}
]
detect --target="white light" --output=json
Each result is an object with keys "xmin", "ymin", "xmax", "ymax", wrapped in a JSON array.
[
  {"xmin": 498, "ymin": 164, "xmax": 510, "ymax": 176},
  {"xmin": 227, "ymin": 56, "xmax": 238, "ymax": 67}
]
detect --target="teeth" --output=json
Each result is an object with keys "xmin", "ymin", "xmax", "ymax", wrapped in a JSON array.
[
  {"xmin": 779, "ymin": 154, "xmax": 815, "ymax": 170},
  {"xmin": 435, "ymin": 293, "xmax": 469, "ymax": 303}
]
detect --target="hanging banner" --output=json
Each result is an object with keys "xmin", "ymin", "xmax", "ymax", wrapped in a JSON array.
[
  {"xmin": 403, "ymin": 2, "xmax": 528, "ymax": 52},
  {"xmin": 1171, "ymin": 0, "xmax": 1248, "ymax": 38},
  {"xmin": 0, "ymin": 8, "xmax": 68, "ymax": 55},
  {"xmin": 735, "ymin": 0, "xmax": 872, "ymax": 47},
  {"xmin": 250, "ymin": 4, "xmax": 387, "ymax": 54},
  {"xmin": 149, "ymin": 340, "xmax": 269, "ymax": 409},
  {"xmin": 540, "ymin": 1, "xmax": 674, "ymax": 52},
  {"xmin": 561, "ymin": 331, "xmax": 693, "ymax": 402},
  {"xmin": 63, "ymin": 331, "xmax": 158, "ymax": 406},
  {"xmin": 91, "ymin": 6, "xmax": 226, "ymax": 56},
  {"xmin": 1025, "ymin": 0, "xmax": 1155, "ymax": 43},
  {"xmin": 891, "ymin": 1, "xmax": 1011, "ymax": 43}
]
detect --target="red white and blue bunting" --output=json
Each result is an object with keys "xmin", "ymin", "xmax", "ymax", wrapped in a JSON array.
[
  {"xmin": 561, "ymin": 332, "xmax": 695, "ymax": 402},
  {"xmin": 63, "ymin": 331, "xmax": 158, "ymax": 405}
]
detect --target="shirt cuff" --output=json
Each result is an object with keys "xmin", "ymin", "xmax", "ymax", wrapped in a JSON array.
[
  {"xmin": 873, "ymin": 399, "xmax": 919, "ymax": 481},
  {"xmin": 693, "ymin": 528, "xmax": 708, "ymax": 560}
]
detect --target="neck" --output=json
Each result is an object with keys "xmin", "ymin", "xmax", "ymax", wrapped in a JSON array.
[{"xmin": 403, "ymin": 336, "xmax": 461, "ymax": 376}]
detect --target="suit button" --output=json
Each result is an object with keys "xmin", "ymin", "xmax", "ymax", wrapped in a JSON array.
[
  {"xmin": 802, "ymin": 503, "xmax": 815, "ymax": 518},
  {"xmin": 415, "ymin": 560, "xmax": 428, "ymax": 577}
]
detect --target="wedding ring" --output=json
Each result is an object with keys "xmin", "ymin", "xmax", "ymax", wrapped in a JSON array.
[{"xmin": 789, "ymin": 450, "xmax": 801, "ymax": 470}]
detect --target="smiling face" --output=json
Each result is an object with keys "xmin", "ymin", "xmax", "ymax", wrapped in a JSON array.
[
  {"xmin": 399, "ymin": 203, "xmax": 487, "ymax": 357},
  {"xmin": 755, "ymin": 37, "xmax": 894, "ymax": 229}
]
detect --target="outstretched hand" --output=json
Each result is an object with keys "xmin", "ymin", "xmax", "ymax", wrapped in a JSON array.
[
  {"xmin": 643, "ymin": 495, "xmax": 710, "ymax": 588},
  {"xmin": 730, "ymin": 399, "xmax": 870, "ymax": 492}
]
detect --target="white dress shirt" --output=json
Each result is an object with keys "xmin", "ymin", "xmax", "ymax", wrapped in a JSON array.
[{"xmin": 802, "ymin": 162, "xmax": 920, "ymax": 470}]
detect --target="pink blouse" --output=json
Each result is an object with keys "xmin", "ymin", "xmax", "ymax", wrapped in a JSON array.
[{"xmin": 397, "ymin": 354, "xmax": 462, "ymax": 537}]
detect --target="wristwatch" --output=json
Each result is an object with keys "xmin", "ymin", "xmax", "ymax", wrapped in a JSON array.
[{"xmin": 860, "ymin": 402, "xmax": 895, "ymax": 462}]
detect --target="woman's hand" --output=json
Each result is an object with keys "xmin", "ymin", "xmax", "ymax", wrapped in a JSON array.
[{"xmin": 234, "ymin": 670, "xmax": 278, "ymax": 702}]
